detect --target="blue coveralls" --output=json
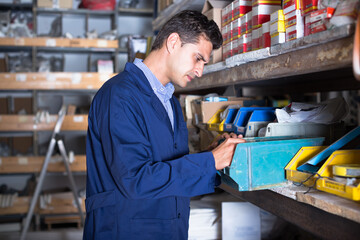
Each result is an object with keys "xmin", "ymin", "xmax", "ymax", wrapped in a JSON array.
[{"xmin": 83, "ymin": 62, "xmax": 217, "ymax": 240}]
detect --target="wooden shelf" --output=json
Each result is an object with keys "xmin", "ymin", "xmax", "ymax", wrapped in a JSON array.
[
  {"xmin": 0, "ymin": 72, "xmax": 115, "ymax": 90},
  {"xmin": 0, "ymin": 195, "xmax": 85, "ymax": 215},
  {"xmin": 0, "ymin": 114, "xmax": 88, "ymax": 131},
  {"xmin": 0, "ymin": 196, "xmax": 30, "ymax": 215},
  {"xmin": 0, "ymin": 155, "xmax": 86, "ymax": 173},
  {"xmin": 0, "ymin": 37, "xmax": 118, "ymax": 49},
  {"xmin": 37, "ymin": 195, "xmax": 85, "ymax": 215}
]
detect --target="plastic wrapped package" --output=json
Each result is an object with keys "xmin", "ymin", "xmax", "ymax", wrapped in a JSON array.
[{"xmin": 330, "ymin": 0, "xmax": 359, "ymax": 27}]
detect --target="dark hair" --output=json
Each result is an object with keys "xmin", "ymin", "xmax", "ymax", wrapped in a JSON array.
[{"xmin": 151, "ymin": 10, "xmax": 223, "ymax": 51}]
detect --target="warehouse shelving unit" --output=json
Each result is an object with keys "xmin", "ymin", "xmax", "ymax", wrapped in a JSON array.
[
  {"xmin": 0, "ymin": 0, "xmax": 154, "ymax": 230},
  {"xmin": 153, "ymin": 2, "xmax": 360, "ymax": 239}
]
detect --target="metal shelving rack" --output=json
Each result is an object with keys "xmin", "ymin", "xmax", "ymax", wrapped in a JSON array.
[{"xmin": 0, "ymin": 0, "xmax": 154, "ymax": 230}]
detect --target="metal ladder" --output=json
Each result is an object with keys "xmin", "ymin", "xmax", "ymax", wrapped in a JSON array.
[{"xmin": 20, "ymin": 106, "xmax": 85, "ymax": 240}]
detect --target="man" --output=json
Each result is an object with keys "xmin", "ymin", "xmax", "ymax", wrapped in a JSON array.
[{"xmin": 83, "ymin": 10, "xmax": 245, "ymax": 240}]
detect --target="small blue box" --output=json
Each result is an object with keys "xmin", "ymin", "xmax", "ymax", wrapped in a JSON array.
[
  {"xmin": 223, "ymin": 108, "xmax": 239, "ymax": 132},
  {"xmin": 233, "ymin": 107, "xmax": 275, "ymax": 135},
  {"xmin": 224, "ymin": 136, "xmax": 324, "ymax": 191}
]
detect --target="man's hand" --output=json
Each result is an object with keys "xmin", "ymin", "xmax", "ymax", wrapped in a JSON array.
[
  {"xmin": 207, "ymin": 132, "xmax": 243, "ymax": 151},
  {"xmin": 210, "ymin": 133, "xmax": 245, "ymax": 170}
]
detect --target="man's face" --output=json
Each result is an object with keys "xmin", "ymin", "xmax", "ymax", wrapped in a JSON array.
[{"xmin": 168, "ymin": 36, "xmax": 212, "ymax": 88}]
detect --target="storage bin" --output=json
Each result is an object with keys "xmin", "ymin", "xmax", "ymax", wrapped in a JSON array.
[{"xmin": 224, "ymin": 136, "xmax": 324, "ymax": 191}]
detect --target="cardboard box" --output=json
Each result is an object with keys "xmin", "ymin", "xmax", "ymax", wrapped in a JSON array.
[
  {"xmin": 300, "ymin": 0, "xmax": 318, "ymax": 16},
  {"xmin": 192, "ymin": 97, "xmax": 259, "ymax": 124},
  {"xmin": 271, "ymin": 32, "xmax": 285, "ymax": 45},
  {"xmin": 202, "ymin": 0, "xmax": 232, "ymax": 64},
  {"xmin": 37, "ymin": 0, "xmax": 73, "ymax": 9}
]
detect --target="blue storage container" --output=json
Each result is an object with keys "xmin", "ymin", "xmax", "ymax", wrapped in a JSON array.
[
  {"xmin": 222, "ymin": 136, "xmax": 325, "ymax": 191},
  {"xmin": 233, "ymin": 107, "xmax": 275, "ymax": 135},
  {"xmin": 245, "ymin": 110, "xmax": 276, "ymax": 137},
  {"xmin": 223, "ymin": 108, "xmax": 239, "ymax": 132}
]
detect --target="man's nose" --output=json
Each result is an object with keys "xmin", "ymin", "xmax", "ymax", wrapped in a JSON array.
[{"xmin": 194, "ymin": 63, "xmax": 204, "ymax": 78}]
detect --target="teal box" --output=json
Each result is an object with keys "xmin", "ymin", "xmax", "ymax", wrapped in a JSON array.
[{"xmin": 224, "ymin": 136, "xmax": 324, "ymax": 191}]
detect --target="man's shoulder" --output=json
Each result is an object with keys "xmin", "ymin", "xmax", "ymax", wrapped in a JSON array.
[{"xmin": 101, "ymin": 69, "xmax": 139, "ymax": 96}]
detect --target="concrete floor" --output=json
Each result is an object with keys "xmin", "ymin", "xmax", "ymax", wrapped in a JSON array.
[{"xmin": 0, "ymin": 229, "xmax": 83, "ymax": 240}]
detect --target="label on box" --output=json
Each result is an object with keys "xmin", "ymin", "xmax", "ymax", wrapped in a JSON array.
[
  {"xmin": 73, "ymin": 116, "xmax": 84, "ymax": 122},
  {"xmin": 286, "ymin": 24, "xmax": 302, "ymax": 41},
  {"xmin": 18, "ymin": 157, "xmax": 28, "ymax": 165},
  {"xmin": 69, "ymin": 39, "xmax": 81, "ymax": 47},
  {"xmin": 15, "ymin": 38, "xmax": 25, "ymax": 46},
  {"xmin": 46, "ymin": 38, "xmax": 56, "ymax": 47},
  {"xmin": 324, "ymin": 181, "xmax": 345, "ymax": 192},
  {"xmin": 285, "ymin": 9, "xmax": 304, "ymax": 29},
  {"xmin": 18, "ymin": 116, "xmax": 28, "ymax": 123},
  {"xmin": 310, "ymin": 20, "xmax": 327, "ymax": 34},
  {"xmin": 270, "ymin": 20, "xmax": 285, "ymax": 35},
  {"xmin": 46, "ymin": 74, "xmax": 56, "ymax": 82},
  {"xmin": 16, "ymin": 74, "xmax": 27, "ymax": 82},
  {"xmin": 97, "ymin": 40, "xmax": 108, "ymax": 48},
  {"xmin": 270, "ymin": 9, "xmax": 284, "ymax": 24},
  {"xmin": 71, "ymin": 73, "xmax": 82, "ymax": 84},
  {"xmin": 232, "ymin": 19, "xmax": 242, "ymax": 40},
  {"xmin": 283, "ymin": 0, "xmax": 300, "ymax": 15},
  {"xmin": 53, "ymin": 0, "xmax": 60, "ymax": 9},
  {"xmin": 0, "ymin": 158, "xmax": 2, "ymax": 166},
  {"xmin": 310, "ymin": 8, "xmax": 334, "ymax": 23},
  {"xmin": 286, "ymin": 15, "xmax": 296, "ymax": 28},
  {"xmin": 300, "ymin": 0, "xmax": 318, "ymax": 15}
]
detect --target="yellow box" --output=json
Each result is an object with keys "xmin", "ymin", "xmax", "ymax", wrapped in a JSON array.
[
  {"xmin": 207, "ymin": 109, "xmax": 225, "ymax": 131},
  {"xmin": 286, "ymin": 147, "xmax": 360, "ymax": 201},
  {"xmin": 315, "ymin": 150, "xmax": 360, "ymax": 201},
  {"xmin": 285, "ymin": 146, "xmax": 327, "ymax": 187}
]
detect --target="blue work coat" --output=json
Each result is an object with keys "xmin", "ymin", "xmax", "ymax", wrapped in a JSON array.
[{"xmin": 83, "ymin": 62, "xmax": 217, "ymax": 240}]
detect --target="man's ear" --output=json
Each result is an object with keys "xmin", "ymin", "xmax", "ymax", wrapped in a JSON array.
[{"xmin": 166, "ymin": 32, "xmax": 181, "ymax": 53}]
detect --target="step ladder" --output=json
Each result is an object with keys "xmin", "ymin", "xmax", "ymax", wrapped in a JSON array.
[{"xmin": 20, "ymin": 106, "xmax": 85, "ymax": 240}]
